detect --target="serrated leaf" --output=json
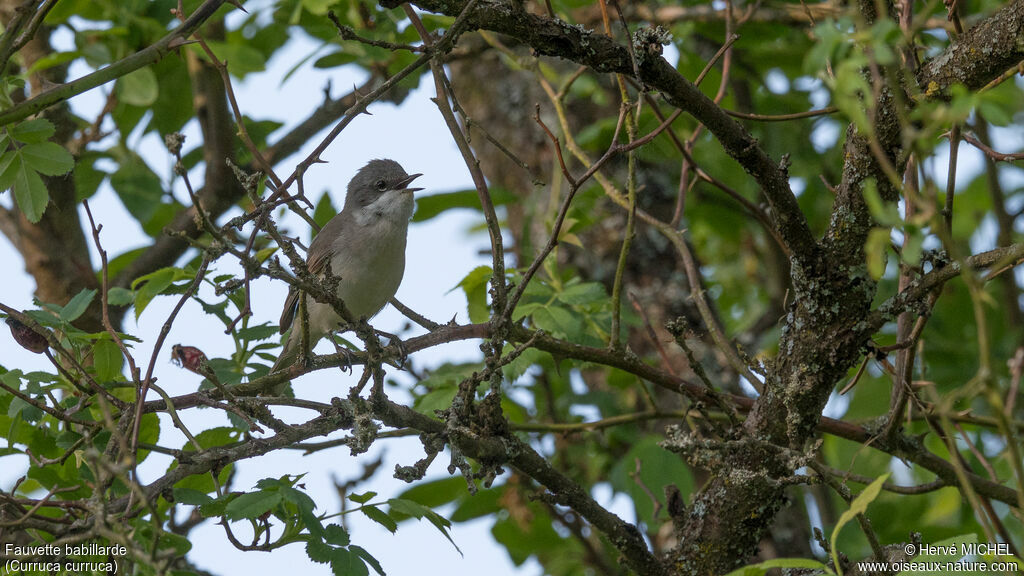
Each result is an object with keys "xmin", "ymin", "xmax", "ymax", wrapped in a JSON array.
[
  {"xmin": 348, "ymin": 491, "xmax": 377, "ymax": 504},
  {"xmin": 359, "ymin": 505, "xmax": 397, "ymax": 533},
  {"xmin": 330, "ymin": 548, "xmax": 368, "ymax": 576},
  {"xmin": 412, "ymin": 188, "xmax": 516, "ymax": 222},
  {"xmin": 198, "ymin": 498, "xmax": 228, "ymax": 517},
  {"xmin": 313, "ymin": 190, "xmax": 337, "ymax": 230},
  {"xmin": 387, "ymin": 498, "xmax": 428, "ymax": 519},
  {"xmin": 324, "ymin": 524, "xmax": 350, "ymax": 547},
  {"xmin": 201, "ymin": 41, "xmax": 266, "ymax": 77},
  {"xmin": 556, "ymin": 282, "xmax": 607, "ymax": 306},
  {"xmin": 132, "ymin": 267, "xmax": 178, "ymax": 320},
  {"xmin": 531, "ymin": 305, "xmax": 582, "ymax": 339},
  {"xmin": 225, "ymin": 490, "xmax": 282, "ymax": 520},
  {"xmin": 61, "ymin": 288, "xmax": 96, "ymax": 322},
  {"xmin": 255, "ymin": 246, "xmax": 277, "ymax": 263},
  {"xmin": 20, "ymin": 142, "xmax": 73, "ymax": 176},
  {"xmin": 386, "ymin": 498, "xmax": 460, "ymax": 555},
  {"xmin": 306, "ymin": 539, "xmax": 334, "ymax": 564},
  {"xmin": 453, "ymin": 266, "xmax": 492, "ymax": 323},
  {"xmin": 349, "ymin": 545, "xmax": 384, "ymax": 576},
  {"xmin": 236, "ymin": 323, "xmax": 279, "ymax": 341},
  {"xmin": 10, "ymin": 118, "xmax": 55, "ymax": 143},
  {"xmin": 110, "ymin": 158, "xmax": 163, "ymax": 225},
  {"xmin": 106, "ymin": 287, "xmax": 134, "ymax": 307},
  {"xmin": 11, "ymin": 157, "xmax": 49, "ymax": 222},
  {"xmin": 92, "ymin": 338, "xmax": 123, "ymax": 381},
  {"xmin": 314, "ymin": 51, "xmax": 358, "ymax": 69},
  {"xmin": 27, "ymin": 50, "xmax": 79, "ymax": 75},
  {"xmin": 422, "ymin": 509, "xmax": 461, "ymax": 556},
  {"xmin": 0, "ymin": 150, "xmax": 17, "ymax": 188},
  {"xmin": 173, "ymin": 488, "xmax": 214, "ymax": 505}
]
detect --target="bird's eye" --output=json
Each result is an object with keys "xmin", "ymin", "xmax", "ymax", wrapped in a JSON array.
[{"xmin": 375, "ymin": 179, "xmax": 387, "ymax": 191}]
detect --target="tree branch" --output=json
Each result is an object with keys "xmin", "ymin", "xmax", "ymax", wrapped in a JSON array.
[{"xmin": 917, "ymin": 0, "xmax": 1024, "ymax": 95}]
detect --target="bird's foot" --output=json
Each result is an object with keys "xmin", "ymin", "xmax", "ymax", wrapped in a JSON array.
[
  {"xmin": 329, "ymin": 337, "xmax": 356, "ymax": 374},
  {"xmin": 374, "ymin": 329, "xmax": 408, "ymax": 369}
]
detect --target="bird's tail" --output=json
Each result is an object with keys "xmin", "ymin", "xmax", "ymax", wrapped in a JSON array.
[{"xmin": 266, "ymin": 327, "xmax": 303, "ymax": 396}]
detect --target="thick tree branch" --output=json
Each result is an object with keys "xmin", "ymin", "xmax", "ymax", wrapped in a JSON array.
[{"xmin": 917, "ymin": 0, "xmax": 1024, "ymax": 94}]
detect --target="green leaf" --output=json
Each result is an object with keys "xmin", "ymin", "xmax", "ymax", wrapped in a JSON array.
[
  {"xmin": 61, "ymin": 288, "xmax": 96, "ymax": 322},
  {"xmin": 236, "ymin": 323, "xmax": 279, "ymax": 341},
  {"xmin": 27, "ymin": 50, "xmax": 80, "ymax": 75},
  {"xmin": 324, "ymin": 524, "xmax": 350, "ymax": 547},
  {"xmin": 313, "ymin": 190, "xmax": 337, "ymax": 230},
  {"xmin": 831, "ymin": 473, "xmax": 889, "ymax": 576},
  {"xmin": 106, "ymin": 287, "xmax": 134, "ymax": 307},
  {"xmin": 394, "ymin": 477, "xmax": 465, "ymax": 510},
  {"xmin": 453, "ymin": 266, "xmax": 492, "ymax": 323},
  {"xmin": 200, "ymin": 41, "xmax": 267, "ymax": 78},
  {"xmin": 0, "ymin": 150, "xmax": 17, "ymax": 187},
  {"xmin": 20, "ymin": 142, "xmax": 73, "ymax": 176},
  {"xmin": 199, "ymin": 498, "xmax": 228, "ymax": 518},
  {"xmin": 106, "ymin": 247, "xmax": 147, "ymax": 282},
  {"xmin": 173, "ymin": 488, "xmax": 214, "ymax": 506},
  {"xmin": 865, "ymin": 228, "xmax": 890, "ymax": 281},
  {"xmin": 117, "ymin": 66, "xmax": 159, "ymax": 106},
  {"xmin": 225, "ymin": 490, "xmax": 282, "ymax": 520},
  {"xmin": 314, "ymin": 51, "xmax": 358, "ymax": 69},
  {"xmin": 556, "ymin": 282, "xmax": 607, "ymax": 306},
  {"xmin": 110, "ymin": 157, "xmax": 164, "ymax": 226},
  {"xmin": 132, "ymin": 267, "xmax": 178, "ymax": 320},
  {"xmin": 387, "ymin": 498, "xmax": 428, "ymax": 519},
  {"xmin": 412, "ymin": 188, "xmax": 516, "ymax": 222},
  {"xmin": 9, "ymin": 118, "xmax": 56, "ymax": 143},
  {"xmin": 531, "ymin": 306, "xmax": 582, "ymax": 340},
  {"xmin": 347, "ymin": 491, "xmax": 377, "ymax": 504},
  {"xmin": 502, "ymin": 346, "xmax": 549, "ymax": 382},
  {"xmin": 151, "ymin": 57, "xmax": 194, "ymax": 135},
  {"xmin": 349, "ymin": 545, "xmax": 383, "ymax": 576},
  {"xmin": 11, "ymin": 157, "xmax": 49, "ymax": 222},
  {"xmin": 135, "ymin": 413, "xmax": 160, "ymax": 463},
  {"xmin": 306, "ymin": 539, "xmax": 334, "ymax": 564},
  {"xmin": 302, "ymin": 0, "xmax": 342, "ymax": 16},
  {"xmin": 9, "ymin": 395, "xmax": 44, "ymax": 423},
  {"xmin": 359, "ymin": 505, "xmax": 397, "ymax": 533},
  {"xmin": 330, "ymin": 548, "xmax": 369, "ymax": 576},
  {"xmin": 612, "ymin": 437, "xmax": 693, "ymax": 523},
  {"xmin": 92, "ymin": 338, "xmax": 123, "ymax": 381},
  {"xmin": 862, "ymin": 180, "xmax": 900, "ymax": 226}
]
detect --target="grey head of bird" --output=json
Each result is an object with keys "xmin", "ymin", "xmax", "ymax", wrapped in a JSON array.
[{"xmin": 345, "ymin": 158, "xmax": 423, "ymax": 211}]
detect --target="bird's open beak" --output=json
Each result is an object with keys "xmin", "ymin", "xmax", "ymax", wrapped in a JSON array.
[{"xmin": 397, "ymin": 173, "xmax": 424, "ymax": 193}]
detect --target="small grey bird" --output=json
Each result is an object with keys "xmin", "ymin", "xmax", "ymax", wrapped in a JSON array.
[{"xmin": 269, "ymin": 159, "xmax": 422, "ymax": 390}]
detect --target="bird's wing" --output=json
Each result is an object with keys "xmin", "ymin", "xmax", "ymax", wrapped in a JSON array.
[
  {"xmin": 280, "ymin": 213, "xmax": 346, "ymax": 333},
  {"xmin": 306, "ymin": 214, "xmax": 346, "ymax": 275},
  {"xmin": 278, "ymin": 286, "xmax": 299, "ymax": 333}
]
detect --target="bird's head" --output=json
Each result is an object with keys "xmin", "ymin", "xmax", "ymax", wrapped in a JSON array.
[{"xmin": 346, "ymin": 159, "xmax": 423, "ymax": 212}]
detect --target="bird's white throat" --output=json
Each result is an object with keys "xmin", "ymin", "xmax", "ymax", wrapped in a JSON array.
[{"xmin": 352, "ymin": 189, "xmax": 415, "ymax": 228}]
